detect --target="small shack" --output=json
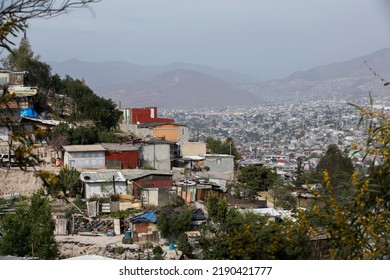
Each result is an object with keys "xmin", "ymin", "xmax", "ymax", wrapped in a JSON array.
[
  {"xmin": 129, "ymin": 210, "xmax": 159, "ymax": 244},
  {"xmin": 80, "ymin": 170, "xmax": 127, "ymax": 199}
]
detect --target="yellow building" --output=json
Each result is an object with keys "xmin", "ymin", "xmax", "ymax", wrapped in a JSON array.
[{"xmin": 139, "ymin": 122, "xmax": 189, "ymax": 142}]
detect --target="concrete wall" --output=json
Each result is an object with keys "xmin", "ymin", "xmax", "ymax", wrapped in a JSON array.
[
  {"xmin": 119, "ymin": 124, "xmax": 151, "ymax": 139},
  {"xmin": 204, "ymin": 155, "xmax": 234, "ymax": 173},
  {"xmin": 141, "ymin": 144, "xmax": 171, "ymax": 171},
  {"xmin": 0, "ymin": 169, "xmax": 44, "ymax": 196},
  {"xmin": 142, "ymin": 188, "xmax": 159, "ymax": 206},
  {"xmin": 180, "ymin": 142, "xmax": 206, "ymax": 156},
  {"xmin": 84, "ymin": 182, "xmax": 127, "ymax": 199}
]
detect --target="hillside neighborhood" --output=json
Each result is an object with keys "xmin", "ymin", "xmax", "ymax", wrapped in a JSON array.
[
  {"xmin": 2, "ymin": 56, "xmax": 390, "ymax": 260},
  {"xmin": 0, "ymin": 69, "xmax": 273, "ymax": 259},
  {"xmin": 4, "ymin": 28, "xmax": 390, "ymax": 262}
]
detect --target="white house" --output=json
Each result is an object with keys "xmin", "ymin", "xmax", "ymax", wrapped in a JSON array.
[
  {"xmin": 80, "ymin": 170, "xmax": 127, "ymax": 199},
  {"xmin": 63, "ymin": 144, "xmax": 106, "ymax": 169}
]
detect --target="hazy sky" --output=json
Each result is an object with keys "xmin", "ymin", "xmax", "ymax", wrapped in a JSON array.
[{"xmin": 19, "ymin": 0, "xmax": 390, "ymax": 80}]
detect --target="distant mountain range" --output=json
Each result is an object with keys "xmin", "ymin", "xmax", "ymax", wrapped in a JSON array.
[
  {"xmin": 241, "ymin": 48, "xmax": 390, "ymax": 104},
  {"xmin": 49, "ymin": 59, "xmax": 258, "ymax": 88},
  {"xmin": 97, "ymin": 69, "xmax": 260, "ymax": 109},
  {"xmin": 49, "ymin": 48, "xmax": 390, "ymax": 108}
]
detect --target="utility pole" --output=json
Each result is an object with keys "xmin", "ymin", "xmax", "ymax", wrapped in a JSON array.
[{"xmin": 113, "ymin": 175, "xmax": 116, "ymax": 195}]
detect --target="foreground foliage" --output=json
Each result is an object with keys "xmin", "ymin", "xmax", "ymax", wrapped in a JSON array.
[{"xmin": 0, "ymin": 194, "xmax": 59, "ymax": 259}]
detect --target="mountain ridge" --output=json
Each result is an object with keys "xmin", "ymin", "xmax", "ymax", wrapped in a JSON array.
[
  {"xmin": 49, "ymin": 47, "xmax": 390, "ymax": 108},
  {"xmin": 97, "ymin": 69, "xmax": 261, "ymax": 109}
]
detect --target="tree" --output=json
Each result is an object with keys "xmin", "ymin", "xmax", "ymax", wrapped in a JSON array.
[
  {"xmin": 205, "ymin": 136, "xmax": 241, "ymax": 160},
  {"xmin": 199, "ymin": 195, "xmax": 311, "ymax": 260},
  {"xmin": 294, "ymin": 157, "xmax": 305, "ymax": 188},
  {"xmin": 152, "ymin": 245, "xmax": 164, "ymax": 260},
  {"xmin": 314, "ymin": 144, "xmax": 355, "ymax": 205},
  {"xmin": 177, "ymin": 233, "xmax": 193, "ymax": 257},
  {"xmin": 0, "ymin": 0, "xmax": 100, "ymax": 53},
  {"xmin": 288, "ymin": 96, "xmax": 390, "ymax": 260},
  {"xmin": 206, "ymin": 194, "xmax": 228, "ymax": 224},
  {"xmin": 268, "ymin": 178, "xmax": 297, "ymax": 209},
  {"xmin": 47, "ymin": 123, "xmax": 71, "ymax": 151},
  {"xmin": 57, "ymin": 165, "xmax": 81, "ymax": 197},
  {"xmin": 63, "ymin": 76, "xmax": 121, "ymax": 131},
  {"xmin": 237, "ymin": 165, "xmax": 278, "ymax": 196},
  {"xmin": 157, "ymin": 210, "xmax": 192, "ymax": 242},
  {"xmin": 70, "ymin": 125, "xmax": 99, "ymax": 145},
  {"xmin": 316, "ymin": 144, "xmax": 354, "ymax": 186},
  {"xmin": 0, "ymin": 194, "xmax": 59, "ymax": 259}
]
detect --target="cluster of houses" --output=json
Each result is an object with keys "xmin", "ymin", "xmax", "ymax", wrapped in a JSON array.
[
  {"xmin": 1, "ymin": 70, "xmax": 329, "ymax": 258},
  {"xmin": 0, "ymin": 70, "xmax": 242, "ymax": 247}
]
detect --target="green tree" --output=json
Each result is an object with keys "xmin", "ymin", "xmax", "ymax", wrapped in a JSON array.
[
  {"xmin": 70, "ymin": 125, "xmax": 99, "ymax": 145},
  {"xmin": 294, "ymin": 157, "xmax": 305, "ymax": 188},
  {"xmin": 98, "ymin": 130, "xmax": 119, "ymax": 143},
  {"xmin": 206, "ymin": 194, "xmax": 228, "ymax": 224},
  {"xmin": 316, "ymin": 144, "xmax": 354, "ymax": 186},
  {"xmin": 177, "ymin": 233, "xmax": 193, "ymax": 257},
  {"xmin": 57, "ymin": 165, "xmax": 81, "ymax": 197},
  {"xmin": 0, "ymin": 194, "xmax": 59, "ymax": 259},
  {"xmin": 2, "ymin": 37, "xmax": 34, "ymax": 70},
  {"xmin": 286, "ymin": 97, "xmax": 390, "ymax": 260},
  {"xmin": 237, "ymin": 165, "xmax": 278, "ymax": 196},
  {"xmin": 199, "ymin": 195, "xmax": 311, "ymax": 260},
  {"xmin": 205, "ymin": 136, "xmax": 241, "ymax": 160},
  {"xmin": 268, "ymin": 178, "xmax": 297, "ymax": 209},
  {"xmin": 157, "ymin": 210, "xmax": 192, "ymax": 242},
  {"xmin": 63, "ymin": 76, "xmax": 121, "ymax": 130},
  {"xmin": 314, "ymin": 144, "xmax": 355, "ymax": 205},
  {"xmin": 152, "ymin": 245, "xmax": 164, "ymax": 260}
]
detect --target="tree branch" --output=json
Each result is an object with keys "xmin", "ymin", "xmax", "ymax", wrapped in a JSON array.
[{"xmin": 1, "ymin": 0, "xmax": 101, "ymax": 52}]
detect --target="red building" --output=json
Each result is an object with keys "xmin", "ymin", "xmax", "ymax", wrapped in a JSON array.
[
  {"xmin": 101, "ymin": 143, "xmax": 138, "ymax": 169},
  {"xmin": 120, "ymin": 107, "xmax": 174, "ymax": 125},
  {"xmin": 123, "ymin": 170, "xmax": 173, "ymax": 198}
]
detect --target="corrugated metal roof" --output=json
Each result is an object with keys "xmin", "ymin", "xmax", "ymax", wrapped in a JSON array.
[
  {"xmin": 63, "ymin": 144, "xmax": 106, "ymax": 152},
  {"xmin": 100, "ymin": 143, "xmax": 138, "ymax": 151},
  {"xmin": 80, "ymin": 171, "xmax": 126, "ymax": 182},
  {"xmin": 122, "ymin": 169, "xmax": 173, "ymax": 180}
]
